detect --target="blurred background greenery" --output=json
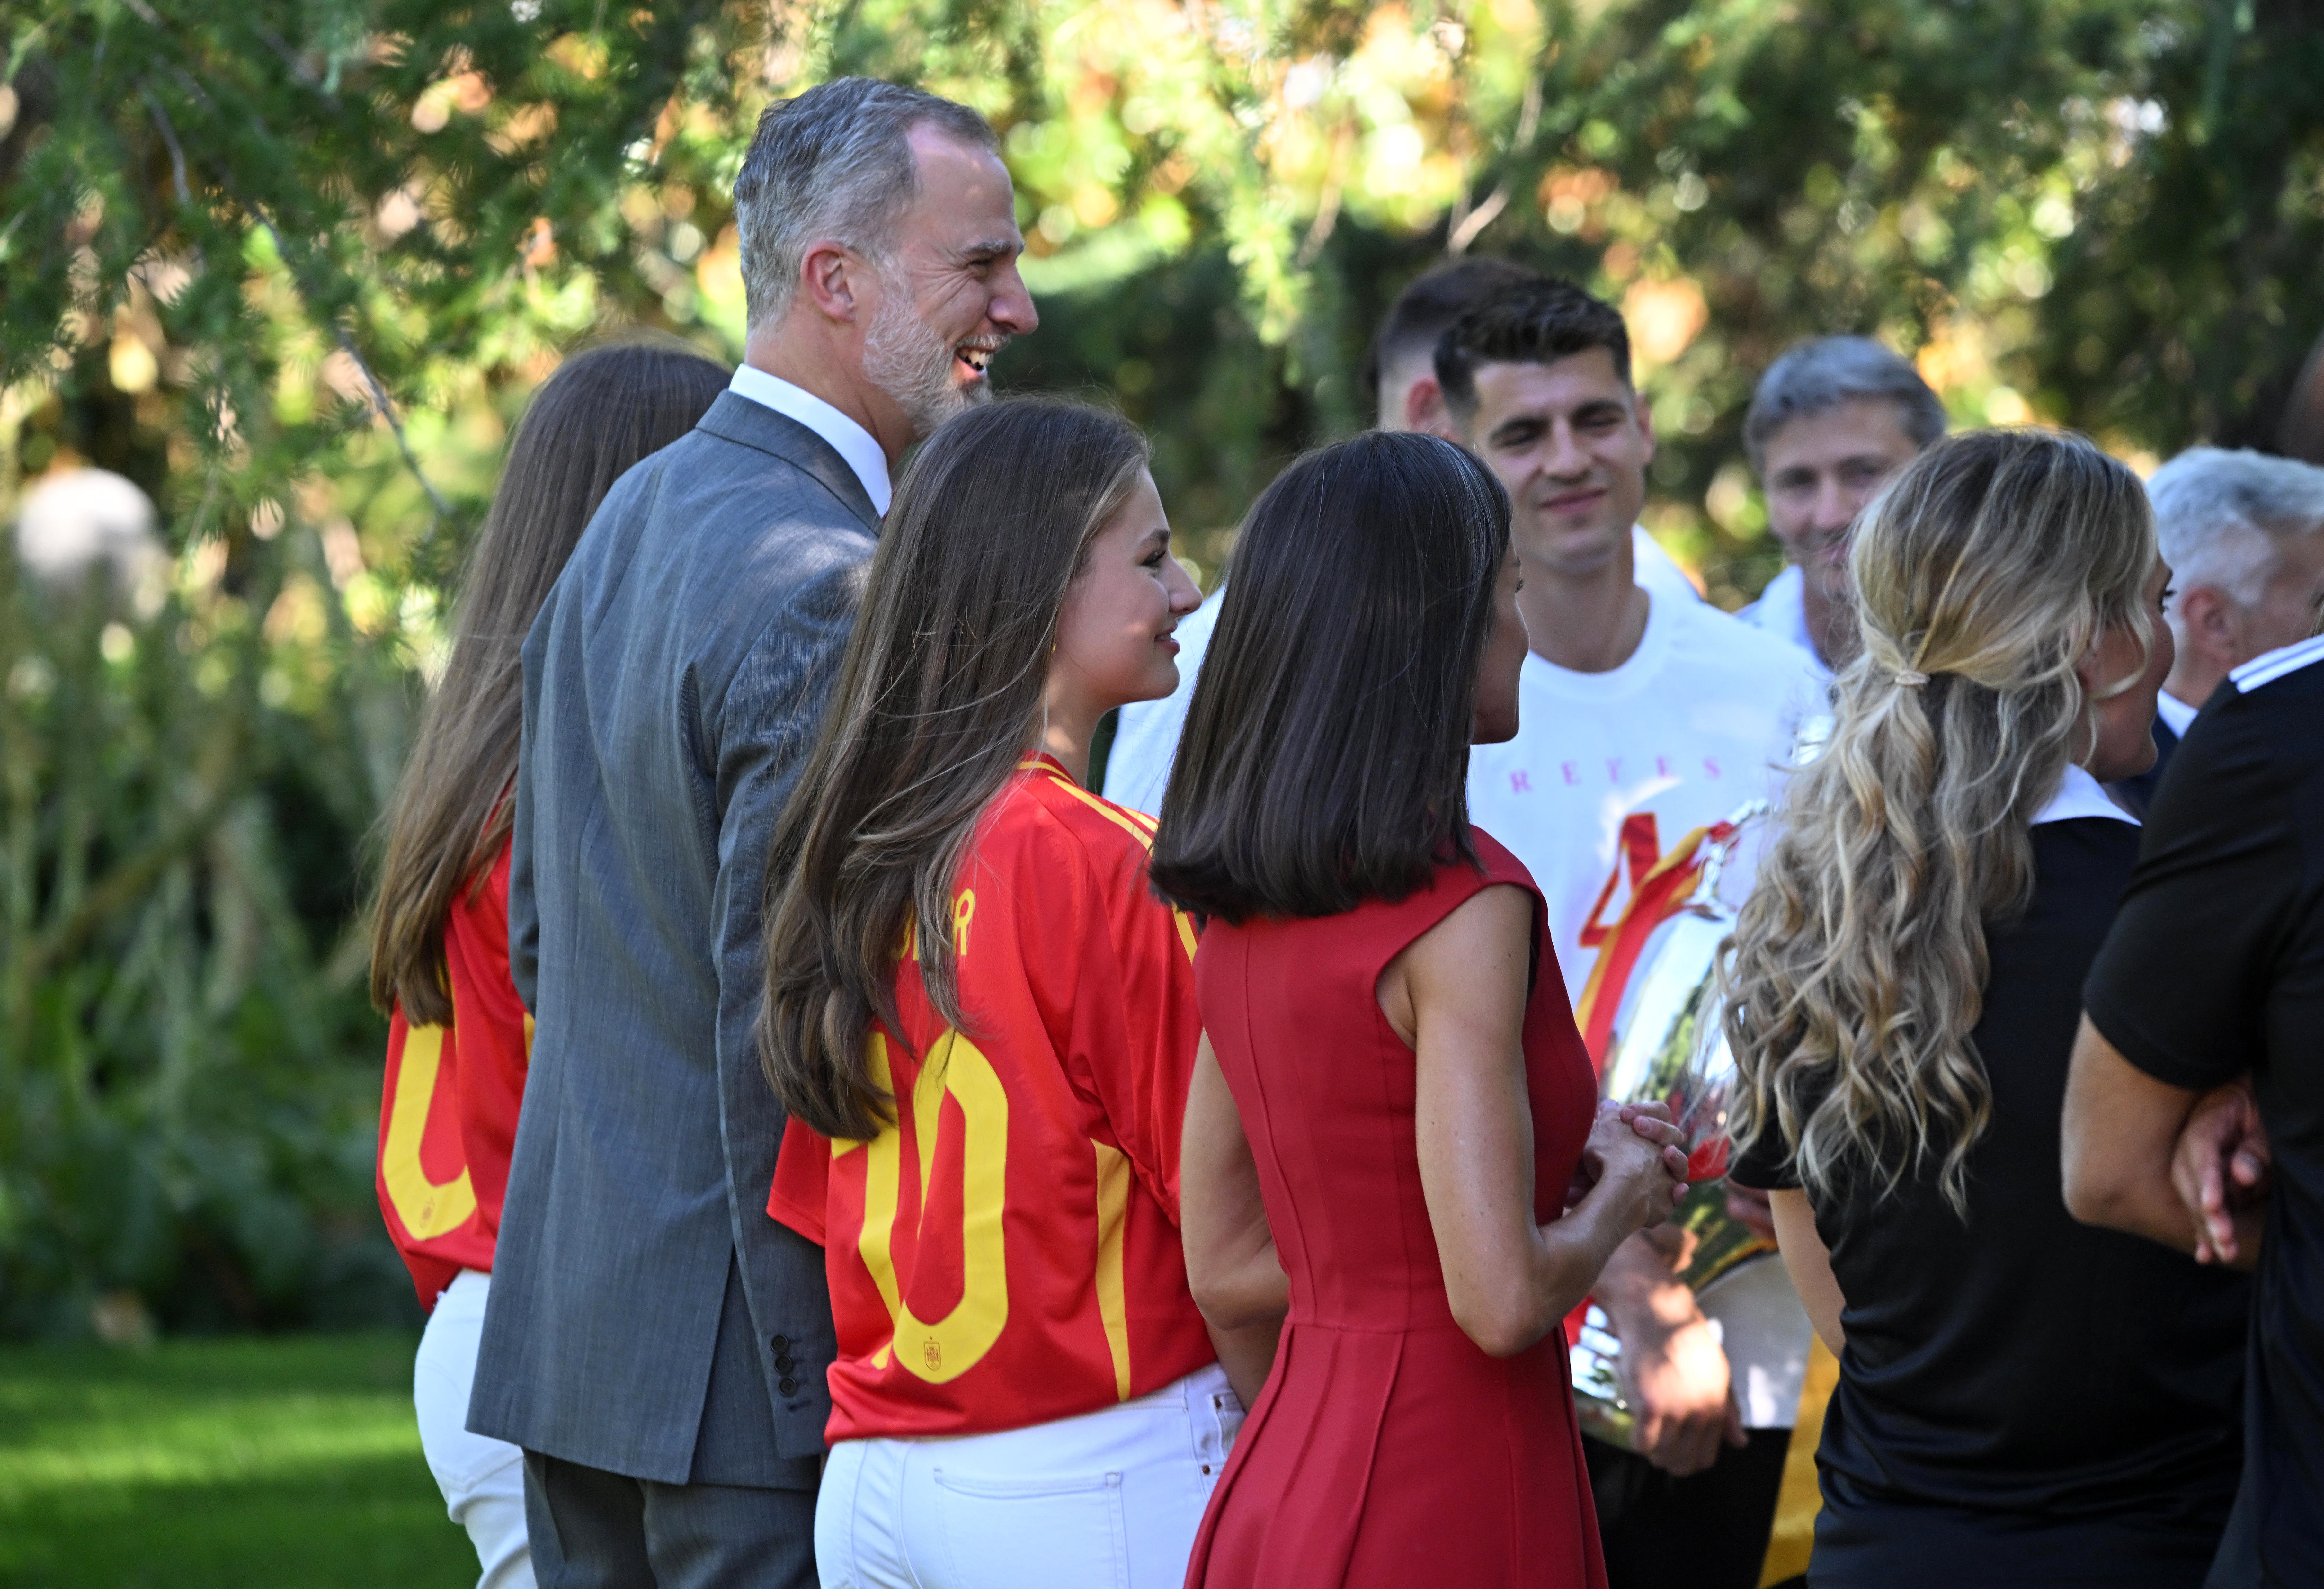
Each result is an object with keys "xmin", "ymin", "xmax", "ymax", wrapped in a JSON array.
[{"xmin": 1, "ymin": 0, "xmax": 2320, "ymax": 1345}]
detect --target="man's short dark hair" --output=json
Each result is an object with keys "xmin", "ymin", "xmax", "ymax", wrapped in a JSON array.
[
  {"xmin": 1434, "ymin": 280, "xmax": 1632, "ymax": 423},
  {"xmin": 1360, "ymin": 257, "xmax": 1545, "ymax": 408}
]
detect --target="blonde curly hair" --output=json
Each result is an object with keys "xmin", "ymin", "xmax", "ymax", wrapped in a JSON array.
[{"xmin": 1723, "ymin": 428, "xmax": 2157, "ymax": 1216}]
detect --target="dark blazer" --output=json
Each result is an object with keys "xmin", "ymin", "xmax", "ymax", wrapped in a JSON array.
[
  {"xmin": 471, "ymin": 392, "xmax": 876, "ymax": 1483},
  {"xmin": 2107, "ymin": 716, "xmax": 2182, "ymax": 819}
]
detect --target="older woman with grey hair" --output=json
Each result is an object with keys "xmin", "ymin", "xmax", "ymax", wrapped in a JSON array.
[
  {"xmin": 2109, "ymin": 447, "xmax": 2324, "ymax": 813},
  {"xmin": 1740, "ymin": 336, "xmax": 1947, "ymax": 674}
]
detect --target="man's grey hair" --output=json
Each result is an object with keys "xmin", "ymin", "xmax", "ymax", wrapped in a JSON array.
[
  {"xmin": 2150, "ymin": 446, "xmax": 2324, "ymax": 611},
  {"xmin": 732, "ymin": 78, "xmax": 996, "ymax": 328},
  {"xmin": 1743, "ymin": 336, "xmax": 1948, "ymax": 475}
]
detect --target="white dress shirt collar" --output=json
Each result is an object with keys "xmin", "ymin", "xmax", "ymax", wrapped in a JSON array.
[
  {"xmin": 2154, "ymin": 689, "xmax": 2199, "ymax": 739},
  {"xmin": 726, "ymin": 364, "xmax": 892, "ymax": 516},
  {"xmin": 2034, "ymin": 762, "xmax": 2138, "ymax": 827}
]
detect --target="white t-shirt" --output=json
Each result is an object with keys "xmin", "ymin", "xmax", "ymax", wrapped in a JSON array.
[
  {"xmin": 1738, "ymin": 564, "xmax": 1831, "ymax": 683},
  {"xmin": 1466, "ymin": 593, "xmax": 1822, "ymax": 1001},
  {"xmin": 1467, "ymin": 592, "xmax": 1823, "ymax": 1429},
  {"xmin": 1102, "ymin": 525, "xmax": 1702, "ymax": 816}
]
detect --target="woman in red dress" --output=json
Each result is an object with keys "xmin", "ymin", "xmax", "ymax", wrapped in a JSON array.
[
  {"xmin": 1150, "ymin": 432, "xmax": 1691, "ymax": 1589},
  {"xmin": 367, "ymin": 338, "xmax": 727, "ymax": 1587}
]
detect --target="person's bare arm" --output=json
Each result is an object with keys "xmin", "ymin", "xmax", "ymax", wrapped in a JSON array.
[
  {"xmin": 1180, "ymin": 1035, "xmax": 1287, "ymax": 1407},
  {"xmin": 1591, "ymin": 1232, "xmax": 1745, "ymax": 1474},
  {"xmin": 2060, "ymin": 1015, "xmax": 2212, "ymax": 1255},
  {"xmin": 1387, "ymin": 885, "xmax": 1689, "ymax": 1360},
  {"xmin": 1770, "ymin": 1189, "xmax": 1845, "ymax": 1356}
]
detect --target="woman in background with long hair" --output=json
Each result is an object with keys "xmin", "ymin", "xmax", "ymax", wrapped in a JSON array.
[
  {"xmin": 1724, "ymin": 428, "xmax": 2248, "ymax": 1586},
  {"xmin": 369, "ymin": 338, "xmax": 727, "ymax": 1589},
  {"xmin": 760, "ymin": 398, "xmax": 1243, "ymax": 1589}
]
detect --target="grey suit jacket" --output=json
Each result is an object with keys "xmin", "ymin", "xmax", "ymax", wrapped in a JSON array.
[{"xmin": 472, "ymin": 392, "xmax": 873, "ymax": 1482}]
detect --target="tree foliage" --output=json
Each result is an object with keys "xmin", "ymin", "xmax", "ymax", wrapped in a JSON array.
[{"xmin": 1, "ymin": 0, "xmax": 2318, "ymax": 1334}]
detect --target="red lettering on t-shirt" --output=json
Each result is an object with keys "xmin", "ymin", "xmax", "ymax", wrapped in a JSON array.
[
  {"xmin": 1703, "ymin": 757, "xmax": 1722, "ymax": 779},
  {"xmin": 1606, "ymin": 759, "xmax": 1622, "ymax": 783},
  {"xmin": 1562, "ymin": 763, "xmax": 1580, "ymax": 786},
  {"xmin": 1510, "ymin": 770, "xmax": 1533, "ymax": 794},
  {"xmin": 1656, "ymin": 756, "xmax": 1671, "ymax": 777}
]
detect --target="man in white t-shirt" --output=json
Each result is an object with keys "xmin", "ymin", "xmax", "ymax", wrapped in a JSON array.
[
  {"xmin": 1736, "ymin": 336, "xmax": 1946, "ymax": 679},
  {"xmin": 1101, "ymin": 258, "xmax": 1698, "ymax": 816},
  {"xmin": 1440, "ymin": 279, "xmax": 1822, "ymax": 1589}
]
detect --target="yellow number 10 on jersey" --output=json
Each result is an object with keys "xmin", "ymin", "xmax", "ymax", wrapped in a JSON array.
[{"xmin": 841, "ymin": 1030, "xmax": 1011, "ymax": 1383}]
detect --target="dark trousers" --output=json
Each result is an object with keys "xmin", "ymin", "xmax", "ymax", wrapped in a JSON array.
[
  {"xmin": 523, "ymin": 1451, "xmax": 818, "ymax": 1589},
  {"xmin": 1587, "ymin": 1429, "xmax": 1798, "ymax": 1589}
]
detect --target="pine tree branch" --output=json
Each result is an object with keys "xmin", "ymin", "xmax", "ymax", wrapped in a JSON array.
[{"xmin": 143, "ymin": 68, "xmax": 451, "ymax": 528}]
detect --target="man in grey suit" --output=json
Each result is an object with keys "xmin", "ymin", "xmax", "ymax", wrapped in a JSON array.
[{"xmin": 473, "ymin": 78, "xmax": 1036, "ymax": 1586}]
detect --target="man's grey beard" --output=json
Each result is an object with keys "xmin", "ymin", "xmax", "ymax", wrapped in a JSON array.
[{"xmin": 862, "ymin": 286, "xmax": 990, "ymax": 441}]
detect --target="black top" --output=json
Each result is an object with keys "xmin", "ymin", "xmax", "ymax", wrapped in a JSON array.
[
  {"xmin": 2086, "ymin": 638, "xmax": 2324, "ymax": 1587},
  {"xmin": 1735, "ymin": 819, "xmax": 2248, "ymax": 1571}
]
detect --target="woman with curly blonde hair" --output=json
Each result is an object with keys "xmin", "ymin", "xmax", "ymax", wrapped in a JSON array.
[{"xmin": 1724, "ymin": 428, "xmax": 2249, "ymax": 1586}]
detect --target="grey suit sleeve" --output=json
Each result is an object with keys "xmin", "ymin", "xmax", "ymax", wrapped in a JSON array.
[
  {"xmin": 508, "ymin": 626, "xmax": 545, "ymax": 1014},
  {"xmin": 708, "ymin": 550, "xmax": 864, "ymax": 1453}
]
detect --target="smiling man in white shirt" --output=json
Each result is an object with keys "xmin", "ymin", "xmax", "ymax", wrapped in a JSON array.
[
  {"xmin": 1101, "ymin": 257, "xmax": 1698, "ymax": 817},
  {"xmin": 1737, "ymin": 336, "xmax": 1946, "ymax": 679},
  {"xmin": 1442, "ymin": 279, "xmax": 1823, "ymax": 1589}
]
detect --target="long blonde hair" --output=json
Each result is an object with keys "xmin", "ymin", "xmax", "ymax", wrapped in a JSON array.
[{"xmin": 1723, "ymin": 429, "xmax": 2156, "ymax": 1215}]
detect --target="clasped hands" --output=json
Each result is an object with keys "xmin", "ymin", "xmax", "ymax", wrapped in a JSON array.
[{"xmin": 1567, "ymin": 1098, "xmax": 1693, "ymax": 1220}]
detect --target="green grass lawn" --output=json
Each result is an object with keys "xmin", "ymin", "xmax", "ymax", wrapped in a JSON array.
[{"xmin": 0, "ymin": 1332, "xmax": 477, "ymax": 1588}]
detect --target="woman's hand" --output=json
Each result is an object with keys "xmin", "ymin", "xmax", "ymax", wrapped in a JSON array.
[
  {"xmin": 1569, "ymin": 1100, "xmax": 1691, "ymax": 1212},
  {"xmin": 1583, "ymin": 1101, "xmax": 1691, "ymax": 1237}
]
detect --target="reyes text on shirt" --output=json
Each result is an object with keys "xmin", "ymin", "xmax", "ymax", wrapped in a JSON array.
[{"xmin": 1465, "ymin": 592, "xmax": 1822, "ymax": 1030}]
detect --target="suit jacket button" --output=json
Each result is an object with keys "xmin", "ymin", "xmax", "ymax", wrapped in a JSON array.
[
  {"xmin": 779, "ymin": 1377, "xmax": 799, "ymax": 1396},
  {"xmin": 770, "ymin": 1335, "xmax": 790, "ymax": 1353},
  {"xmin": 775, "ymin": 1355, "xmax": 796, "ymax": 1374}
]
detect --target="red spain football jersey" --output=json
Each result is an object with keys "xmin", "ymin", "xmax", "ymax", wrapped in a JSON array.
[
  {"xmin": 376, "ymin": 839, "xmax": 530, "ymax": 1309},
  {"xmin": 767, "ymin": 755, "xmax": 1215, "ymax": 1442}
]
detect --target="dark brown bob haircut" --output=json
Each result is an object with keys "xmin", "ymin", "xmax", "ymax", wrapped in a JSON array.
[
  {"xmin": 1148, "ymin": 431, "xmax": 1510, "ymax": 924},
  {"xmin": 761, "ymin": 397, "xmax": 1151, "ymax": 1141},
  {"xmin": 1434, "ymin": 277, "xmax": 1632, "ymax": 423},
  {"xmin": 370, "ymin": 336, "xmax": 727, "ymax": 1024}
]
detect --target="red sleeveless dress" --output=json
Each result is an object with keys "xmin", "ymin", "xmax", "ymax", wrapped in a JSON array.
[{"xmin": 1183, "ymin": 830, "xmax": 1607, "ymax": 1589}]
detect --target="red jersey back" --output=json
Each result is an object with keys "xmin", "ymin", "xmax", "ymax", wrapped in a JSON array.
[
  {"xmin": 768, "ymin": 755, "xmax": 1214, "ymax": 1442},
  {"xmin": 376, "ymin": 840, "xmax": 530, "ymax": 1308}
]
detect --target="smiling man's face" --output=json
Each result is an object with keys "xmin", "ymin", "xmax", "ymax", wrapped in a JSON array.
[
  {"xmin": 1458, "ymin": 346, "xmax": 1654, "ymax": 578},
  {"xmin": 859, "ymin": 125, "xmax": 1037, "ymax": 440}
]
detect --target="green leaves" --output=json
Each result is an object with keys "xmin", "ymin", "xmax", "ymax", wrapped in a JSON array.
[{"xmin": 1, "ymin": 0, "xmax": 2317, "ymax": 1336}]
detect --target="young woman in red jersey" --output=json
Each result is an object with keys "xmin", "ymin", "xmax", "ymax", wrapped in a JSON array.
[
  {"xmin": 1148, "ymin": 432, "xmax": 1691, "ymax": 1589},
  {"xmin": 368, "ymin": 339, "xmax": 726, "ymax": 1589},
  {"xmin": 761, "ymin": 398, "xmax": 1243, "ymax": 1589}
]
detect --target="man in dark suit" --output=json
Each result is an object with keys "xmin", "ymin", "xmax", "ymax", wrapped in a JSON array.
[
  {"xmin": 2108, "ymin": 448, "xmax": 2324, "ymax": 817},
  {"xmin": 472, "ymin": 78, "xmax": 1035, "ymax": 1586}
]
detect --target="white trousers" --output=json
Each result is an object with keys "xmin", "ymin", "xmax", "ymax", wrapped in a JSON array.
[
  {"xmin": 816, "ymin": 1362, "xmax": 1244, "ymax": 1589},
  {"xmin": 414, "ymin": 1268, "xmax": 537, "ymax": 1589}
]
